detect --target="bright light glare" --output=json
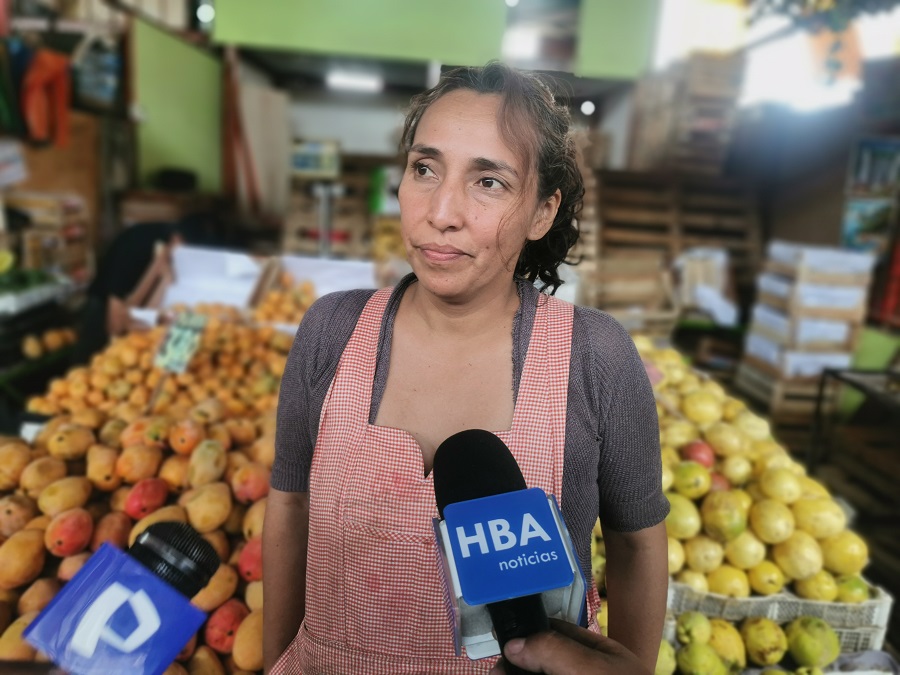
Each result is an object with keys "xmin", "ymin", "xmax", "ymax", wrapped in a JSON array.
[
  {"xmin": 505, "ymin": 0, "xmax": 520, "ymax": 7},
  {"xmin": 857, "ymin": 6, "xmax": 900, "ymax": 59},
  {"xmin": 654, "ymin": 0, "xmax": 746, "ymax": 70},
  {"xmin": 502, "ymin": 27, "xmax": 541, "ymax": 60},
  {"xmin": 196, "ymin": 3, "xmax": 215, "ymax": 23},
  {"xmin": 325, "ymin": 71, "xmax": 384, "ymax": 93},
  {"xmin": 581, "ymin": 101, "xmax": 596, "ymax": 115},
  {"xmin": 741, "ymin": 15, "xmax": 861, "ymax": 112}
]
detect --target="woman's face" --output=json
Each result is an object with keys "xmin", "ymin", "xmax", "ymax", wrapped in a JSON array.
[{"xmin": 398, "ymin": 89, "xmax": 559, "ymax": 303}]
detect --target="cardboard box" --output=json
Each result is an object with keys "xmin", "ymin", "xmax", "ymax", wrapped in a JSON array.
[
  {"xmin": 750, "ymin": 304, "xmax": 856, "ymax": 352},
  {"xmin": 766, "ymin": 240, "xmax": 876, "ymax": 283},
  {"xmin": 744, "ymin": 332, "xmax": 853, "ymax": 379},
  {"xmin": 756, "ymin": 273, "xmax": 869, "ymax": 322},
  {"xmin": 128, "ymin": 245, "xmax": 267, "ymax": 326}
]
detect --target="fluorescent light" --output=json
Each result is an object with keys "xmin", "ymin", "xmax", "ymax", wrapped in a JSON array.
[
  {"xmin": 580, "ymin": 101, "xmax": 596, "ymax": 115},
  {"xmin": 196, "ymin": 3, "xmax": 215, "ymax": 23},
  {"xmin": 505, "ymin": 0, "xmax": 520, "ymax": 7},
  {"xmin": 326, "ymin": 70, "xmax": 384, "ymax": 93}
]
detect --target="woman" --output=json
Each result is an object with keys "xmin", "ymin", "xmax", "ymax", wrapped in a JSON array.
[{"xmin": 263, "ymin": 63, "xmax": 668, "ymax": 674}]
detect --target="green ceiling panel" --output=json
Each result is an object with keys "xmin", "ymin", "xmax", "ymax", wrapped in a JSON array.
[
  {"xmin": 213, "ymin": 0, "xmax": 506, "ymax": 66},
  {"xmin": 576, "ymin": 0, "xmax": 661, "ymax": 80}
]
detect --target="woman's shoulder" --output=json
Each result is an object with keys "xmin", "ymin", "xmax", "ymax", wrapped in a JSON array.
[
  {"xmin": 571, "ymin": 305, "xmax": 642, "ymax": 375},
  {"xmin": 294, "ymin": 289, "xmax": 379, "ymax": 366},
  {"xmin": 305, "ymin": 288, "xmax": 379, "ymax": 325}
]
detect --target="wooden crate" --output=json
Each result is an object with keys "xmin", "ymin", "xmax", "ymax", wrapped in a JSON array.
[
  {"xmin": 733, "ymin": 356, "xmax": 836, "ymax": 426},
  {"xmin": 580, "ymin": 255, "xmax": 680, "ymax": 338},
  {"xmin": 629, "ymin": 52, "xmax": 745, "ymax": 176},
  {"xmin": 596, "ymin": 171, "xmax": 761, "ymax": 286}
]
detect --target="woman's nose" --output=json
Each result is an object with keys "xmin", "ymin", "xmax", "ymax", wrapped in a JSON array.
[{"xmin": 426, "ymin": 179, "xmax": 464, "ymax": 231}]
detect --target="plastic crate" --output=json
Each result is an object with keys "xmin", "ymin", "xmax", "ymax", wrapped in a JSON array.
[{"xmin": 667, "ymin": 581, "xmax": 893, "ymax": 651}]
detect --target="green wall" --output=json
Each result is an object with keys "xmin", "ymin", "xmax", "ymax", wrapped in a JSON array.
[
  {"xmin": 134, "ymin": 18, "xmax": 222, "ymax": 192},
  {"xmin": 213, "ymin": 0, "xmax": 506, "ymax": 66},
  {"xmin": 576, "ymin": 0, "xmax": 661, "ymax": 79}
]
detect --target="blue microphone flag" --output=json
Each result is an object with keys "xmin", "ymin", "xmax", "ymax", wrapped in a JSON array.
[
  {"xmin": 444, "ymin": 487, "xmax": 573, "ymax": 606},
  {"xmin": 24, "ymin": 543, "xmax": 205, "ymax": 675}
]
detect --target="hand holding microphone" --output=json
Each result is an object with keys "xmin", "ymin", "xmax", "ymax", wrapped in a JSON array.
[
  {"xmin": 432, "ymin": 430, "xmax": 588, "ymax": 675},
  {"xmin": 490, "ymin": 618, "xmax": 651, "ymax": 675}
]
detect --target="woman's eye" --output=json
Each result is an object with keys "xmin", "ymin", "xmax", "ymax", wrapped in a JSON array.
[
  {"xmin": 413, "ymin": 162, "xmax": 431, "ymax": 176},
  {"xmin": 479, "ymin": 177, "xmax": 501, "ymax": 189}
]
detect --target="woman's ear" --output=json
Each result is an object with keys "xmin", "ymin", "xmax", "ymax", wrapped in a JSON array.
[{"xmin": 527, "ymin": 189, "xmax": 561, "ymax": 241}]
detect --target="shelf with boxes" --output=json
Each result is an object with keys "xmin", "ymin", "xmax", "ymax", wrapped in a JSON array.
[
  {"xmin": 735, "ymin": 241, "xmax": 877, "ymax": 449},
  {"xmin": 4, "ymin": 191, "xmax": 94, "ymax": 284}
]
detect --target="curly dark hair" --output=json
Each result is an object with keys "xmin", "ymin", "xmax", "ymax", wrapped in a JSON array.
[{"xmin": 401, "ymin": 62, "xmax": 583, "ymax": 294}]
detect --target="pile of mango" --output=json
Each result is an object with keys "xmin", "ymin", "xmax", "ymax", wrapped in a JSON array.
[
  {"xmin": 252, "ymin": 274, "xmax": 316, "ymax": 325},
  {"xmin": 628, "ymin": 337, "xmax": 872, "ymax": 606},
  {"xmin": 656, "ymin": 611, "xmax": 843, "ymax": 675},
  {"xmin": 0, "ymin": 315, "xmax": 303, "ymax": 672},
  {"xmin": 0, "ymin": 396, "xmax": 275, "ymax": 672},
  {"xmin": 26, "ymin": 320, "xmax": 292, "ymax": 419},
  {"xmin": 21, "ymin": 328, "xmax": 77, "ymax": 360}
]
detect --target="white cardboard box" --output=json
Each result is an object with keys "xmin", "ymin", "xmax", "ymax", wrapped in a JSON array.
[{"xmin": 745, "ymin": 332, "xmax": 853, "ymax": 378}]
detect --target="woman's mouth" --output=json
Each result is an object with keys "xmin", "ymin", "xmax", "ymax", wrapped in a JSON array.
[{"xmin": 418, "ymin": 245, "xmax": 467, "ymax": 262}]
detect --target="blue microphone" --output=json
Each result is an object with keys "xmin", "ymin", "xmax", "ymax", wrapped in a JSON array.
[
  {"xmin": 24, "ymin": 521, "xmax": 219, "ymax": 675},
  {"xmin": 432, "ymin": 430, "xmax": 587, "ymax": 670}
]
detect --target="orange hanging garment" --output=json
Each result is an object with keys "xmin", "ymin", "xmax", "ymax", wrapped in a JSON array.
[{"xmin": 21, "ymin": 49, "xmax": 71, "ymax": 147}]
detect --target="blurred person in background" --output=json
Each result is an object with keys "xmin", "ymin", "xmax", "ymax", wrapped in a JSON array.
[
  {"xmin": 264, "ymin": 62, "xmax": 668, "ymax": 674},
  {"xmin": 71, "ymin": 213, "xmax": 220, "ymax": 365}
]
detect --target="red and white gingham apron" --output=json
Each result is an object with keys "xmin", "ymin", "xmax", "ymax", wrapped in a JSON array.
[{"xmin": 272, "ymin": 287, "xmax": 601, "ymax": 674}]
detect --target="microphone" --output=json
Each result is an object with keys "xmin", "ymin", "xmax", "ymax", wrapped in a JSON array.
[
  {"xmin": 24, "ymin": 521, "xmax": 219, "ymax": 675},
  {"xmin": 432, "ymin": 430, "xmax": 586, "ymax": 672}
]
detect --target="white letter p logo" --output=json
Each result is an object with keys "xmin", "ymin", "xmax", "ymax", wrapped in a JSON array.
[{"xmin": 70, "ymin": 582, "xmax": 161, "ymax": 658}]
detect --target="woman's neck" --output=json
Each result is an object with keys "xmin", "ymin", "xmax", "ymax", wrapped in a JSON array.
[{"xmin": 403, "ymin": 277, "xmax": 521, "ymax": 339}]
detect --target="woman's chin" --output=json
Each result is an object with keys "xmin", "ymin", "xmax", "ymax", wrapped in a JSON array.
[{"xmin": 411, "ymin": 271, "xmax": 469, "ymax": 301}]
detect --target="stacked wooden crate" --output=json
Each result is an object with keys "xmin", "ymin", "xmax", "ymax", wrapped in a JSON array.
[
  {"xmin": 572, "ymin": 131, "xmax": 604, "ymax": 273},
  {"xmin": 629, "ymin": 52, "xmax": 745, "ymax": 176},
  {"xmin": 579, "ymin": 253, "xmax": 679, "ymax": 338},
  {"xmin": 596, "ymin": 170, "xmax": 762, "ymax": 289},
  {"xmin": 734, "ymin": 241, "xmax": 877, "ymax": 446}
]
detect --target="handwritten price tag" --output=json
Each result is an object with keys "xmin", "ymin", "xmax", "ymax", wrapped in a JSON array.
[{"xmin": 153, "ymin": 312, "xmax": 208, "ymax": 373}]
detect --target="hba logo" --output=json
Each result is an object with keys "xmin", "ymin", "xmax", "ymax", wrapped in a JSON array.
[
  {"xmin": 455, "ymin": 514, "xmax": 552, "ymax": 558},
  {"xmin": 70, "ymin": 582, "xmax": 161, "ymax": 658}
]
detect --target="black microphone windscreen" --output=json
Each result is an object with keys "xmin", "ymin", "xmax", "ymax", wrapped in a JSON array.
[
  {"xmin": 433, "ymin": 429, "xmax": 526, "ymax": 519},
  {"xmin": 127, "ymin": 521, "xmax": 220, "ymax": 599}
]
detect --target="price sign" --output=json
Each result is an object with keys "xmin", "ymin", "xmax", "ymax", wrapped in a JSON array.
[{"xmin": 153, "ymin": 312, "xmax": 207, "ymax": 373}]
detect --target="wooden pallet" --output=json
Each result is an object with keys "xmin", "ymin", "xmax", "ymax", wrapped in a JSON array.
[
  {"xmin": 733, "ymin": 357, "xmax": 836, "ymax": 426},
  {"xmin": 596, "ymin": 171, "xmax": 761, "ymax": 286}
]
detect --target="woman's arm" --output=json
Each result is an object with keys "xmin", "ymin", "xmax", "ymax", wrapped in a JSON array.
[
  {"xmin": 262, "ymin": 488, "xmax": 310, "ymax": 673},
  {"xmin": 603, "ymin": 522, "xmax": 668, "ymax": 673}
]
